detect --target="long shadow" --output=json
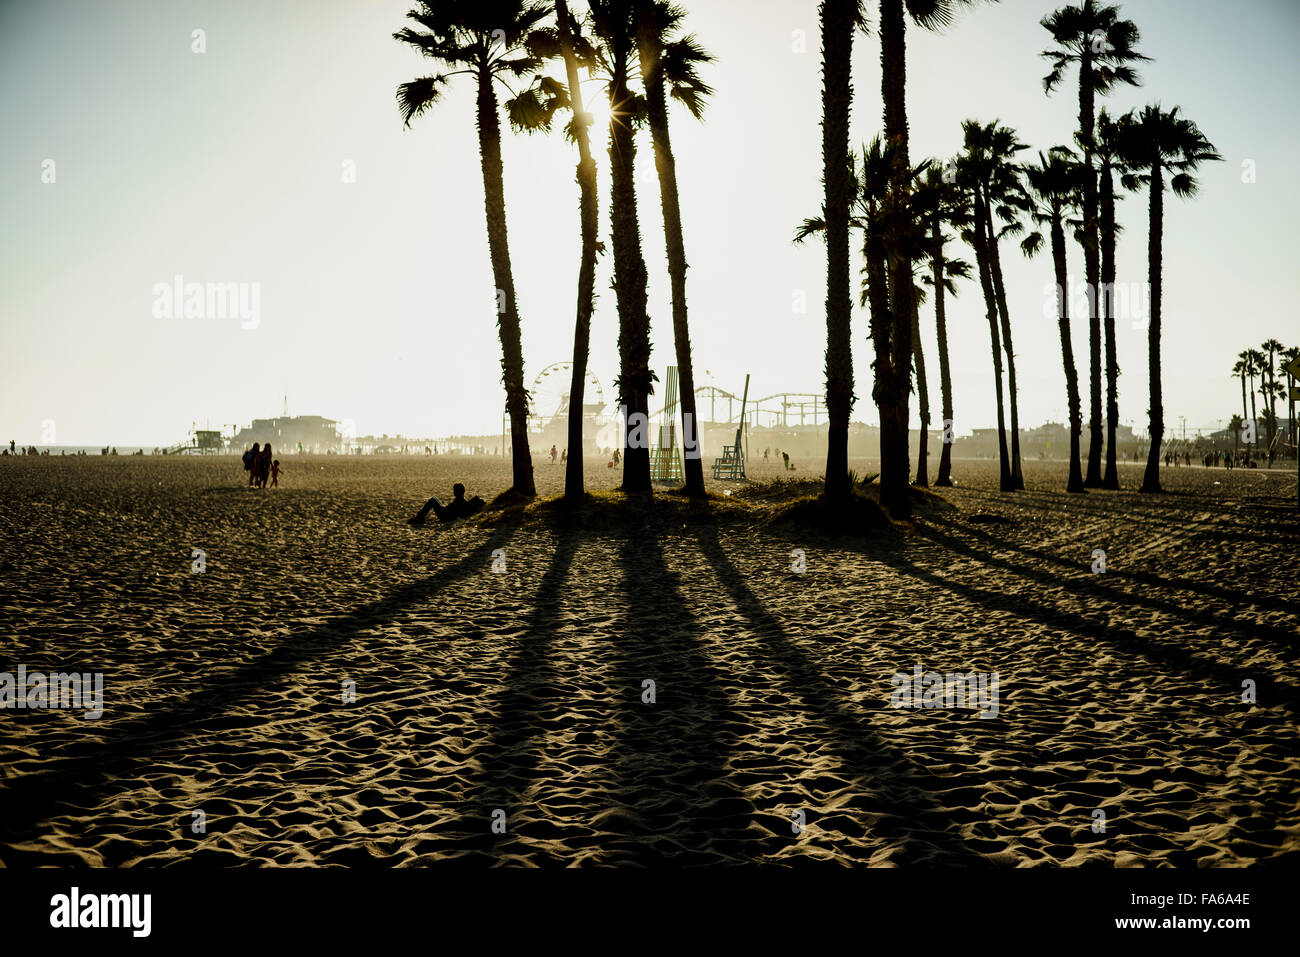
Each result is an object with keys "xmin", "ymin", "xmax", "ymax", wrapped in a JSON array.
[
  {"xmin": 0, "ymin": 520, "xmax": 519, "ymax": 853},
  {"xmin": 887, "ymin": 534, "xmax": 1300, "ymax": 716},
  {"xmin": 605, "ymin": 519, "xmax": 755, "ymax": 863},
  {"xmin": 453, "ymin": 526, "xmax": 582, "ymax": 860},
  {"xmin": 694, "ymin": 523, "xmax": 987, "ymax": 865},
  {"xmin": 939, "ymin": 490, "xmax": 1300, "ymax": 617},
  {"xmin": 918, "ymin": 523, "xmax": 1300, "ymax": 659}
]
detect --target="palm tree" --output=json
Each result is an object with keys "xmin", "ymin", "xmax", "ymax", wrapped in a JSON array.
[
  {"xmin": 817, "ymin": 0, "xmax": 867, "ymax": 504},
  {"xmin": 1095, "ymin": 108, "xmax": 1130, "ymax": 488},
  {"xmin": 1233, "ymin": 354, "xmax": 1251, "ymax": 447},
  {"xmin": 523, "ymin": 1, "xmax": 601, "ymax": 501},
  {"xmin": 1283, "ymin": 345, "xmax": 1300, "ymax": 452},
  {"xmin": 1227, "ymin": 413, "xmax": 1243, "ymax": 461},
  {"xmin": 1260, "ymin": 338, "xmax": 1284, "ymax": 452},
  {"xmin": 1243, "ymin": 349, "xmax": 1263, "ymax": 454},
  {"xmin": 796, "ymin": 137, "xmax": 902, "ymax": 496},
  {"xmin": 588, "ymin": 0, "xmax": 656, "ymax": 493},
  {"xmin": 913, "ymin": 165, "xmax": 971, "ymax": 487},
  {"xmin": 634, "ymin": 0, "xmax": 713, "ymax": 498},
  {"xmin": 876, "ymin": 0, "xmax": 986, "ymax": 518},
  {"xmin": 1021, "ymin": 147, "xmax": 1086, "ymax": 492},
  {"xmin": 395, "ymin": 0, "xmax": 551, "ymax": 497},
  {"xmin": 1042, "ymin": 0, "xmax": 1148, "ymax": 487},
  {"xmin": 979, "ymin": 122, "xmax": 1031, "ymax": 489},
  {"xmin": 958, "ymin": 120, "xmax": 1013, "ymax": 491},
  {"xmin": 1119, "ymin": 105, "xmax": 1221, "ymax": 492}
]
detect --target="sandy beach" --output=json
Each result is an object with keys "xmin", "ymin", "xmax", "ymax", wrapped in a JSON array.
[{"xmin": 1, "ymin": 454, "xmax": 1296, "ymax": 866}]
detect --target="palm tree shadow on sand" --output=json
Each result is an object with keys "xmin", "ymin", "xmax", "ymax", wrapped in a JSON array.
[
  {"xmin": 0, "ymin": 521, "xmax": 520, "ymax": 859},
  {"xmin": 898, "ymin": 527, "xmax": 1300, "ymax": 715},
  {"xmin": 452, "ymin": 512, "xmax": 757, "ymax": 865},
  {"xmin": 602, "ymin": 518, "xmax": 758, "ymax": 864},
  {"xmin": 693, "ymin": 522, "xmax": 986, "ymax": 865},
  {"xmin": 451, "ymin": 526, "xmax": 584, "ymax": 863}
]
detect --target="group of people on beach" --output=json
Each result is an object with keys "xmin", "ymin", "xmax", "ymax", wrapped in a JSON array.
[
  {"xmin": 762, "ymin": 448, "xmax": 793, "ymax": 470},
  {"xmin": 242, "ymin": 443, "xmax": 281, "ymax": 488}
]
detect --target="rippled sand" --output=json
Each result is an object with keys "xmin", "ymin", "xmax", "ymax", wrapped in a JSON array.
[{"xmin": 1, "ymin": 453, "xmax": 1296, "ymax": 866}]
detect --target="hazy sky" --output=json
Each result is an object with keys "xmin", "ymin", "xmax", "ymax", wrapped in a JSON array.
[{"xmin": 2, "ymin": 0, "xmax": 1297, "ymax": 445}]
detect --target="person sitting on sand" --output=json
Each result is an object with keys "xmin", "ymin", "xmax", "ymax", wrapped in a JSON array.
[
  {"xmin": 270, "ymin": 459, "xmax": 282, "ymax": 487},
  {"xmin": 409, "ymin": 482, "xmax": 485, "ymax": 524}
]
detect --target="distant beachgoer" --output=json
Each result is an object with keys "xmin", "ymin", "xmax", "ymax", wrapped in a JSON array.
[
  {"xmin": 561, "ymin": 448, "xmax": 568, "ymax": 465},
  {"xmin": 243, "ymin": 443, "xmax": 258, "ymax": 484},
  {"xmin": 409, "ymin": 482, "xmax": 485, "ymax": 524},
  {"xmin": 297, "ymin": 442, "xmax": 303, "ymax": 455},
  {"xmin": 257, "ymin": 443, "xmax": 273, "ymax": 488},
  {"xmin": 8, "ymin": 440, "xmax": 13, "ymax": 454},
  {"xmin": 782, "ymin": 451, "xmax": 790, "ymax": 470},
  {"xmin": 550, "ymin": 444, "xmax": 558, "ymax": 464},
  {"xmin": 613, "ymin": 448, "xmax": 621, "ymax": 465},
  {"xmin": 764, "ymin": 448, "xmax": 769, "ymax": 460},
  {"xmin": 270, "ymin": 460, "xmax": 282, "ymax": 487}
]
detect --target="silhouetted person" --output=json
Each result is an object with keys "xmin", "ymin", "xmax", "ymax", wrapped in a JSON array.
[
  {"xmin": 409, "ymin": 482, "xmax": 484, "ymax": 524},
  {"xmin": 270, "ymin": 459, "xmax": 282, "ymax": 487},
  {"xmin": 782, "ymin": 451, "xmax": 790, "ymax": 470},
  {"xmin": 257, "ymin": 443, "xmax": 273, "ymax": 488},
  {"xmin": 245, "ymin": 443, "xmax": 260, "ymax": 485},
  {"xmin": 550, "ymin": 444, "xmax": 558, "ymax": 464}
]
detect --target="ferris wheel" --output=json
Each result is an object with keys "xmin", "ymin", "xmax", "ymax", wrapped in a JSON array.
[{"xmin": 529, "ymin": 362, "xmax": 607, "ymax": 425}]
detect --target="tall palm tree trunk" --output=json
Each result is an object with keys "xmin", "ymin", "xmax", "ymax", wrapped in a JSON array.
[
  {"xmin": 879, "ymin": 0, "xmax": 915, "ymax": 518},
  {"xmin": 1100, "ymin": 163, "xmax": 1120, "ymax": 488},
  {"xmin": 476, "ymin": 68, "xmax": 535, "ymax": 496},
  {"xmin": 864, "ymin": 221, "xmax": 896, "ymax": 490},
  {"xmin": 608, "ymin": 55, "xmax": 654, "ymax": 494},
  {"xmin": 1265, "ymin": 345, "xmax": 1278, "ymax": 449},
  {"xmin": 1140, "ymin": 161, "xmax": 1164, "ymax": 493},
  {"xmin": 1079, "ymin": 50, "xmax": 1104, "ymax": 487},
  {"xmin": 987, "ymin": 224, "xmax": 1024, "ymax": 488},
  {"xmin": 912, "ymin": 300, "xmax": 930, "ymax": 486},
  {"xmin": 558, "ymin": 0, "xmax": 599, "ymax": 502},
  {"xmin": 1240, "ymin": 369, "xmax": 1248, "ymax": 439},
  {"xmin": 973, "ymin": 192, "xmax": 1013, "ymax": 490},
  {"xmin": 1248, "ymin": 369, "xmax": 1258, "ymax": 453},
  {"xmin": 933, "ymin": 228, "xmax": 955, "ymax": 487},
  {"xmin": 820, "ymin": 0, "xmax": 855, "ymax": 503},
  {"xmin": 1052, "ymin": 218, "xmax": 1085, "ymax": 492},
  {"xmin": 637, "ymin": 22, "xmax": 705, "ymax": 497}
]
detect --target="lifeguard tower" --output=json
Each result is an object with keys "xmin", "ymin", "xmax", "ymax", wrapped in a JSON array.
[
  {"xmin": 712, "ymin": 374, "xmax": 749, "ymax": 480},
  {"xmin": 650, "ymin": 366, "xmax": 684, "ymax": 483}
]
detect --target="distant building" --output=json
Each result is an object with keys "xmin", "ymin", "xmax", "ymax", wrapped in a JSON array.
[{"xmin": 231, "ymin": 415, "xmax": 341, "ymax": 453}]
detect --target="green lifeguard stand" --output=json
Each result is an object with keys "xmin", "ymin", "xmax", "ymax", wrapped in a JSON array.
[{"xmin": 650, "ymin": 366, "xmax": 684, "ymax": 484}]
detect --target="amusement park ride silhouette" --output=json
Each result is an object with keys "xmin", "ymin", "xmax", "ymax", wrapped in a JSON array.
[{"xmin": 511, "ymin": 361, "xmax": 832, "ymax": 479}]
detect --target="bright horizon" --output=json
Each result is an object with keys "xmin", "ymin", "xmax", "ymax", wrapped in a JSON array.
[{"xmin": 2, "ymin": 0, "xmax": 1297, "ymax": 446}]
